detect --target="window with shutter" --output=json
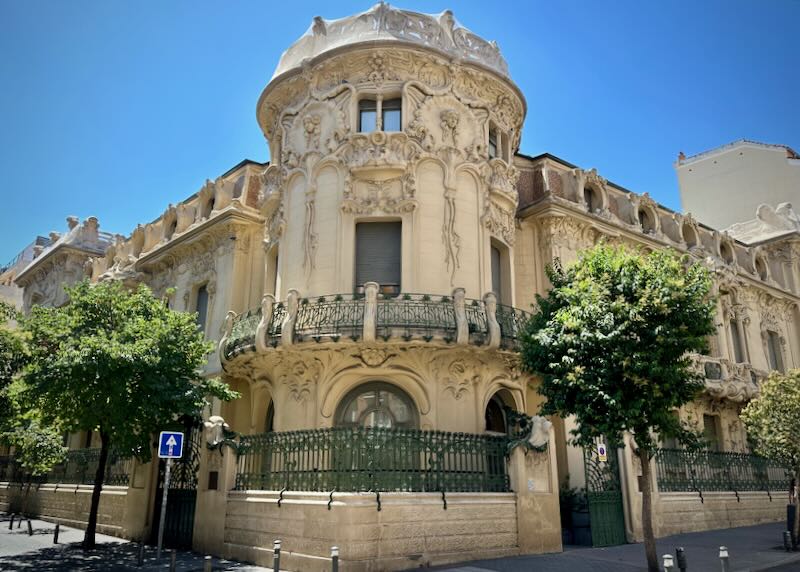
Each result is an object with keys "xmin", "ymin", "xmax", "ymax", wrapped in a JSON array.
[{"xmin": 355, "ymin": 222, "xmax": 401, "ymax": 295}]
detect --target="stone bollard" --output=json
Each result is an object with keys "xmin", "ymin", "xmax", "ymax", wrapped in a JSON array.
[
  {"xmin": 675, "ymin": 547, "xmax": 687, "ymax": 571},
  {"xmin": 719, "ymin": 546, "xmax": 730, "ymax": 572},
  {"xmin": 204, "ymin": 555, "xmax": 212, "ymax": 572},
  {"xmin": 8, "ymin": 514, "xmax": 14, "ymax": 530},
  {"xmin": 663, "ymin": 554, "xmax": 674, "ymax": 571},
  {"xmin": 53, "ymin": 523, "xmax": 60, "ymax": 544},
  {"xmin": 169, "ymin": 549, "xmax": 177, "ymax": 572},
  {"xmin": 331, "ymin": 546, "xmax": 339, "ymax": 572},
  {"xmin": 26, "ymin": 519, "xmax": 33, "ymax": 536},
  {"xmin": 273, "ymin": 539, "xmax": 281, "ymax": 572},
  {"xmin": 137, "ymin": 541, "xmax": 145, "ymax": 566}
]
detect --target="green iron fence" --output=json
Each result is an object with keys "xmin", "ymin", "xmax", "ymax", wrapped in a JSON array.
[
  {"xmin": 234, "ymin": 427, "xmax": 510, "ymax": 493},
  {"xmin": 376, "ymin": 293, "xmax": 457, "ymax": 342},
  {"xmin": 655, "ymin": 448, "xmax": 789, "ymax": 495},
  {"xmin": 224, "ymin": 293, "xmax": 531, "ymax": 358},
  {"xmin": 0, "ymin": 448, "xmax": 133, "ymax": 487}
]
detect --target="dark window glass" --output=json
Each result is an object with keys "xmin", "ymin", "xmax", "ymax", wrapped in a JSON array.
[
  {"xmin": 703, "ymin": 414, "xmax": 720, "ymax": 451},
  {"xmin": 485, "ymin": 397, "xmax": 506, "ymax": 433},
  {"xmin": 382, "ymin": 98, "xmax": 401, "ymax": 131},
  {"xmin": 767, "ymin": 330, "xmax": 784, "ymax": 372},
  {"xmin": 491, "ymin": 244, "xmax": 502, "ymax": 303},
  {"xmin": 730, "ymin": 320, "xmax": 745, "ymax": 363},
  {"xmin": 488, "ymin": 131, "xmax": 498, "ymax": 158},
  {"xmin": 336, "ymin": 382, "xmax": 417, "ymax": 429},
  {"xmin": 359, "ymin": 99, "xmax": 377, "ymax": 132},
  {"xmin": 584, "ymin": 187, "xmax": 595, "ymax": 212},
  {"xmin": 196, "ymin": 285, "xmax": 209, "ymax": 331},
  {"xmin": 355, "ymin": 222, "xmax": 401, "ymax": 295}
]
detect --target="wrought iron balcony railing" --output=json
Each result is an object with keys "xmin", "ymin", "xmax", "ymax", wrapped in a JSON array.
[
  {"xmin": 234, "ymin": 427, "xmax": 510, "ymax": 494},
  {"xmin": 0, "ymin": 448, "xmax": 133, "ymax": 487},
  {"xmin": 655, "ymin": 448, "xmax": 789, "ymax": 497},
  {"xmin": 221, "ymin": 286, "xmax": 532, "ymax": 361}
]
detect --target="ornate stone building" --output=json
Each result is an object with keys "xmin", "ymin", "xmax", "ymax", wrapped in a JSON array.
[{"xmin": 1, "ymin": 5, "xmax": 799, "ymax": 571}]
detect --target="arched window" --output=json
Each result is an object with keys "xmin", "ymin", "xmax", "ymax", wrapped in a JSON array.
[
  {"xmin": 720, "ymin": 242, "xmax": 734, "ymax": 265},
  {"xmin": 638, "ymin": 208, "xmax": 655, "ymax": 233},
  {"xmin": 264, "ymin": 401, "xmax": 274, "ymax": 433},
  {"xmin": 682, "ymin": 223, "xmax": 697, "ymax": 248},
  {"xmin": 583, "ymin": 187, "xmax": 598, "ymax": 213},
  {"xmin": 336, "ymin": 382, "xmax": 417, "ymax": 429},
  {"xmin": 485, "ymin": 395, "xmax": 506, "ymax": 433},
  {"xmin": 755, "ymin": 257, "xmax": 768, "ymax": 281}
]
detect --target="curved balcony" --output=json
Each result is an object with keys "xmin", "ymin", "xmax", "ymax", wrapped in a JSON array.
[
  {"xmin": 690, "ymin": 354, "xmax": 766, "ymax": 403},
  {"xmin": 220, "ymin": 286, "xmax": 532, "ymax": 362}
]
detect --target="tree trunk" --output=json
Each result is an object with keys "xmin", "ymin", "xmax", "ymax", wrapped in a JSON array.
[
  {"xmin": 638, "ymin": 448, "xmax": 659, "ymax": 572},
  {"xmin": 82, "ymin": 431, "xmax": 109, "ymax": 549}
]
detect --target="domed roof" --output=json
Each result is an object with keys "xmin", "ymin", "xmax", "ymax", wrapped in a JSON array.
[{"xmin": 272, "ymin": 2, "xmax": 509, "ymax": 80}]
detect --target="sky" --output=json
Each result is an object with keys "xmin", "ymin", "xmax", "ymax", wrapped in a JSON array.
[{"xmin": 1, "ymin": 0, "xmax": 798, "ymax": 263}]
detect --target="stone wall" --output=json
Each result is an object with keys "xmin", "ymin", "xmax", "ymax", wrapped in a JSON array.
[
  {"xmin": 655, "ymin": 491, "xmax": 785, "ymax": 537},
  {"xmin": 0, "ymin": 481, "xmax": 151, "ymax": 540},
  {"xmin": 222, "ymin": 491, "xmax": 522, "ymax": 572}
]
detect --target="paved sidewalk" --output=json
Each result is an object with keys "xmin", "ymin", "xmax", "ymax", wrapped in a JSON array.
[
  {"xmin": 428, "ymin": 522, "xmax": 800, "ymax": 572},
  {"xmin": 0, "ymin": 515, "xmax": 270, "ymax": 571}
]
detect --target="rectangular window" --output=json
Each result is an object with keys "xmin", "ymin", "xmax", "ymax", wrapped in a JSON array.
[
  {"xmin": 195, "ymin": 285, "xmax": 209, "ymax": 331},
  {"xmin": 488, "ymin": 130, "xmax": 498, "ymax": 159},
  {"xmin": 730, "ymin": 320, "xmax": 744, "ymax": 363},
  {"xmin": 355, "ymin": 222, "xmax": 401, "ymax": 295},
  {"xmin": 703, "ymin": 414, "xmax": 721, "ymax": 451},
  {"xmin": 491, "ymin": 244, "xmax": 502, "ymax": 303},
  {"xmin": 381, "ymin": 98, "xmax": 402, "ymax": 132},
  {"xmin": 358, "ymin": 99, "xmax": 377, "ymax": 133},
  {"xmin": 767, "ymin": 330, "xmax": 784, "ymax": 372}
]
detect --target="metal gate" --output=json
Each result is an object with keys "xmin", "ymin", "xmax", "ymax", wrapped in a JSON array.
[
  {"xmin": 584, "ymin": 438, "xmax": 627, "ymax": 547},
  {"xmin": 150, "ymin": 418, "xmax": 201, "ymax": 549}
]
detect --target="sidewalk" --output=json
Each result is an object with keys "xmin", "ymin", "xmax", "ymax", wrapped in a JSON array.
[
  {"xmin": 427, "ymin": 522, "xmax": 800, "ymax": 572},
  {"xmin": 0, "ymin": 515, "xmax": 270, "ymax": 571}
]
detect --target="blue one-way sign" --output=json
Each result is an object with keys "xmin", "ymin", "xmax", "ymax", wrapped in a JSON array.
[{"xmin": 158, "ymin": 431, "xmax": 184, "ymax": 459}]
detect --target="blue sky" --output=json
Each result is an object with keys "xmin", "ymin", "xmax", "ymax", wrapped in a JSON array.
[{"xmin": 1, "ymin": 0, "xmax": 798, "ymax": 263}]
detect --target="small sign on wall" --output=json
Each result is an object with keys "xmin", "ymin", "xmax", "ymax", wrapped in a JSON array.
[{"xmin": 597, "ymin": 442, "xmax": 608, "ymax": 462}]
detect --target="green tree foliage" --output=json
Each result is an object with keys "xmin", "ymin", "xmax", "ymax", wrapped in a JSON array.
[
  {"xmin": 0, "ymin": 302, "xmax": 67, "ymax": 482},
  {"xmin": 521, "ymin": 244, "xmax": 716, "ymax": 572},
  {"xmin": 14, "ymin": 280, "xmax": 238, "ymax": 548},
  {"xmin": 741, "ymin": 369, "xmax": 800, "ymax": 543}
]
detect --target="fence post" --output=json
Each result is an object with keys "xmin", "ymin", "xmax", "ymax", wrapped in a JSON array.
[
  {"xmin": 53, "ymin": 523, "xmax": 60, "ymax": 544},
  {"xmin": 273, "ymin": 539, "xmax": 281, "ymax": 572},
  {"xmin": 204, "ymin": 555, "xmax": 212, "ymax": 572},
  {"xmin": 663, "ymin": 554, "xmax": 674, "ymax": 571},
  {"xmin": 137, "ymin": 540, "xmax": 145, "ymax": 566},
  {"xmin": 784, "ymin": 530, "xmax": 792, "ymax": 551},
  {"xmin": 8, "ymin": 514, "xmax": 13, "ymax": 530},
  {"xmin": 719, "ymin": 546, "xmax": 730, "ymax": 572},
  {"xmin": 331, "ymin": 546, "xmax": 339, "ymax": 572},
  {"xmin": 27, "ymin": 518, "xmax": 33, "ymax": 536},
  {"xmin": 675, "ymin": 547, "xmax": 687, "ymax": 571}
]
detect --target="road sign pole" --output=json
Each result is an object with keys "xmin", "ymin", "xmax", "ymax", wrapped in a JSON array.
[{"xmin": 157, "ymin": 457, "xmax": 172, "ymax": 561}]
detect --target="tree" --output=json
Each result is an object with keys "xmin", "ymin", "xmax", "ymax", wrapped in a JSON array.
[
  {"xmin": 14, "ymin": 280, "xmax": 238, "ymax": 548},
  {"xmin": 521, "ymin": 244, "xmax": 715, "ymax": 572},
  {"xmin": 741, "ymin": 369, "xmax": 800, "ymax": 545},
  {"xmin": 0, "ymin": 301, "xmax": 26, "ymax": 432}
]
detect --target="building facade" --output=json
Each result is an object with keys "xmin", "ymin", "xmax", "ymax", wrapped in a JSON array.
[{"xmin": 2, "ymin": 5, "xmax": 799, "ymax": 571}]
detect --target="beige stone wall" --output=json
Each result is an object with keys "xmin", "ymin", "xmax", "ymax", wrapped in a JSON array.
[
  {"xmin": 222, "ymin": 491, "xmax": 523, "ymax": 572},
  {"xmin": 0, "ymin": 482, "xmax": 150, "ymax": 539},
  {"xmin": 654, "ymin": 492, "xmax": 784, "ymax": 537}
]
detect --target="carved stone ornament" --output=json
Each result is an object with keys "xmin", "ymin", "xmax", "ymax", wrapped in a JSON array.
[{"xmin": 341, "ymin": 171, "xmax": 417, "ymax": 215}]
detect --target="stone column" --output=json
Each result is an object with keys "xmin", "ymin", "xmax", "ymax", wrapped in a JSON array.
[
  {"xmin": 363, "ymin": 282, "xmax": 379, "ymax": 342},
  {"xmin": 508, "ymin": 430, "xmax": 562, "ymax": 554},
  {"xmin": 192, "ymin": 439, "xmax": 239, "ymax": 556}
]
